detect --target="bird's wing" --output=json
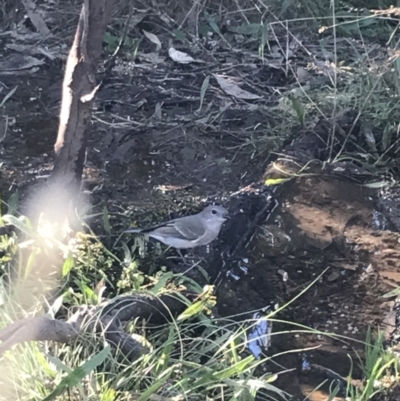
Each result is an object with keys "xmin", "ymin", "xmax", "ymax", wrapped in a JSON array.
[
  {"xmin": 173, "ymin": 216, "xmax": 206, "ymax": 240},
  {"xmin": 138, "ymin": 215, "xmax": 205, "ymax": 240},
  {"xmin": 141, "ymin": 216, "xmax": 205, "ymax": 240},
  {"xmin": 145, "ymin": 224, "xmax": 189, "ymax": 240}
]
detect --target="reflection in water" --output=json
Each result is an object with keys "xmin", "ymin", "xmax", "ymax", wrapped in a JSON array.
[
  {"xmin": 225, "ymin": 258, "xmax": 249, "ymax": 281},
  {"xmin": 372, "ymin": 210, "xmax": 388, "ymax": 230},
  {"xmin": 247, "ymin": 311, "xmax": 273, "ymax": 359},
  {"xmin": 300, "ymin": 354, "xmax": 348, "ymax": 399}
]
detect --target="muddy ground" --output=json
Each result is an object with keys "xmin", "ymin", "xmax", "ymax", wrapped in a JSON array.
[{"xmin": 2, "ymin": 4, "xmax": 400, "ymax": 400}]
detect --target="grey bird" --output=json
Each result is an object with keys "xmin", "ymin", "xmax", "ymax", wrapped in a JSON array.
[{"xmin": 123, "ymin": 205, "xmax": 229, "ymax": 249}]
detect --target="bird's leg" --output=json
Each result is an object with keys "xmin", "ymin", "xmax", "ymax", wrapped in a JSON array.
[
  {"xmin": 178, "ymin": 249, "xmax": 199, "ymax": 266},
  {"xmin": 177, "ymin": 248, "xmax": 185, "ymax": 260},
  {"xmin": 165, "ymin": 247, "xmax": 191, "ymax": 264}
]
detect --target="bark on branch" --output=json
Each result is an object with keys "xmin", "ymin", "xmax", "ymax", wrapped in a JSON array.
[
  {"xmin": 50, "ymin": 0, "xmax": 116, "ymax": 188},
  {"xmin": 0, "ymin": 294, "xmax": 186, "ymax": 360}
]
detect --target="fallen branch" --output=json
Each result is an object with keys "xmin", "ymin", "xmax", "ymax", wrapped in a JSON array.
[{"xmin": 0, "ymin": 293, "xmax": 186, "ymax": 360}]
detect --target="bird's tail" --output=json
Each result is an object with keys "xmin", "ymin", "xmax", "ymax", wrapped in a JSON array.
[{"xmin": 122, "ymin": 228, "xmax": 143, "ymax": 234}]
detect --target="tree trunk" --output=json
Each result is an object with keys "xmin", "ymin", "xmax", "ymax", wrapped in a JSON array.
[{"xmin": 50, "ymin": 0, "xmax": 116, "ymax": 189}]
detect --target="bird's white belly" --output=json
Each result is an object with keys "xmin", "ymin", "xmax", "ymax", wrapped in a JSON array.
[{"xmin": 149, "ymin": 233, "xmax": 197, "ymax": 249}]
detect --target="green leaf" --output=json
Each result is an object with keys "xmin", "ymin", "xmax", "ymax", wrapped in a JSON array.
[
  {"xmin": 34, "ymin": 351, "xmax": 58, "ymax": 378},
  {"xmin": 2, "ymin": 214, "xmax": 34, "ymax": 237},
  {"xmin": 197, "ymin": 75, "xmax": 210, "ymax": 113},
  {"xmin": 42, "ymin": 346, "xmax": 110, "ymax": 401},
  {"xmin": 327, "ymin": 383, "xmax": 341, "ymax": 400},
  {"xmin": 260, "ymin": 22, "xmax": 269, "ymax": 47},
  {"xmin": 103, "ymin": 206, "xmax": 111, "ymax": 244},
  {"xmin": 362, "ymin": 124, "xmax": 377, "ymax": 153},
  {"xmin": 103, "ymin": 32, "xmax": 119, "ymax": 52},
  {"xmin": 279, "ymin": 0, "xmax": 294, "ymax": 17},
  {"xmin": 176, "ymin": 274, "xmax": 204, "ymax": 293},
  {"xmin": 361, "ymin": 181, "xmax": 388, "ymax": 189},
  {"xmin": 121, "ymin": 241, "xmax": 132, "ymax": 264},
  {"xmin": 264, "ymin": 177, "xmax": 292, "ymax": 186},
  {"xmin": 75, "ymin": 280, "xmax": 98, "ymax": 304},
  {"xmin": 259, "ymin": 22, "xmax": 269, "ymax": 59},
  {"xmin": 24, "ymin": 247, "xmax": 39, "ymax": 279},
  {"xmin": 101, "ymin": 388, "xmax": 117, "ymax": 401},
  {"xmin": 288, "ymin": 95, "xmax": 305, "ymax": 127},
  {"xmin": 213, "ymin": 355, "xmax": 255, "ymax": 379},
  {"xmin": 393, "ymin": 56, "xmax": 400, "ymax": 78},
  {"xmin": 138, "ymin": 366, "xmax": 173, "ymax": 401},
  {"xmin": 381, "ymin": 124, "xmax": 395, "ymax": 151},
  {"xmin": 151, "ymin": 271, "xmax": 174, "ymax": 294},
  {"xmin": 226, "ymin": 23, "xmax": 261, "ymax": 36},
  {"xmin": 382, "ymin": 286, "xmax": 400, "ymax": 298},
  {"xmin": 204, "ymin": 12, "xmax": 222, "ymax": 35},
  {"xmin": 172, "ymin": 29, "xmax": 187, "ymax": 43},
  {"xmin": 62, "ymin": 253, "xmax": 75, "ymax": 277},
  {"xmin": 177, "ymin": 300, "xmax": 205, "ymax": 321},
  {"xmin": 154, "ymin": 325, "xmax": 175, "ymax": 375},
  {"xmin": 7, "ymin": 190, "xmax": 19, "ymax": 216},
  {"xmin": 102, "ymin": 207, "xmax": 111, "ymax": 234},
  {"xmin": 0, "ymin": 86, "xmax": 18, "ymax": 108}
]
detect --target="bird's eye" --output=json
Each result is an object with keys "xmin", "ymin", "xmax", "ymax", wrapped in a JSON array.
[{"xmin": 211, "ymin": 209, "xmax": 217, "ymax": 215}]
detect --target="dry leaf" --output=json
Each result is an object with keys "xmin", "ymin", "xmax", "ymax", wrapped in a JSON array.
[
  {"xmin": 136, "ymin": 52, "xmax": 165, "ymax": 64},
  {"xmin": 266, "ymin": 58, "xmax": 284, "ymax": 69},
  {"xmin": 151, "ymin": 102, "xmax": 163, "ymax": 121},
  {"xmin": 289, "ymin": 37, "xmax": 301, "ymax": 50},
  {"xmin": 296, "ymin": 67, "xmax": 310, "ymax": 83},
  {"xmin": 314, "ymin": 59, "xmax": 338, "ymax": 78},
  {"xmin": 213, "ymin": 74, "xmax": 262, "ymax": 100},
  {"xmin": 168, "ymin": 47, "xmax": 196, "ymax": 64},
  {"xmin": 21, "ymin": 0, "xmax": 50, "ymax": 36},
  {"xmin": 143, "ymin": 30, "xmax": 162, "ymax": 52},
  {"xmin": 380, "ymin": 271, "xmax": 400, "ymax": 283}
]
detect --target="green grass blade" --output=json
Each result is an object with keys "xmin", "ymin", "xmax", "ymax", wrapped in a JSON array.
[{"xmin": 42, "ymin": 346, "xmax": 111, "ymax": 401}]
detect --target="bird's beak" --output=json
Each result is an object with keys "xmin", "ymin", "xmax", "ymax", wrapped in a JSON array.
[{"xmin": 224, "ymin": 215, "xmax": 231, "ymax": 220}]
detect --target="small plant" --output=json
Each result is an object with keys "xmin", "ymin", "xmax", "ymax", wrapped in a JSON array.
[{"xmin": 346, "ymin": 328, "xmax": 399, "ymax": 401}]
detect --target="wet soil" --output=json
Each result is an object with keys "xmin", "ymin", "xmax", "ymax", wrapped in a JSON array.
[
  {"xmin": 262, "ymin": 177, "xmax": 398, "ymax": 399},
  {"xmin": 209, "ymin": 175, "xmax": 400, "ymax": 400}
]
